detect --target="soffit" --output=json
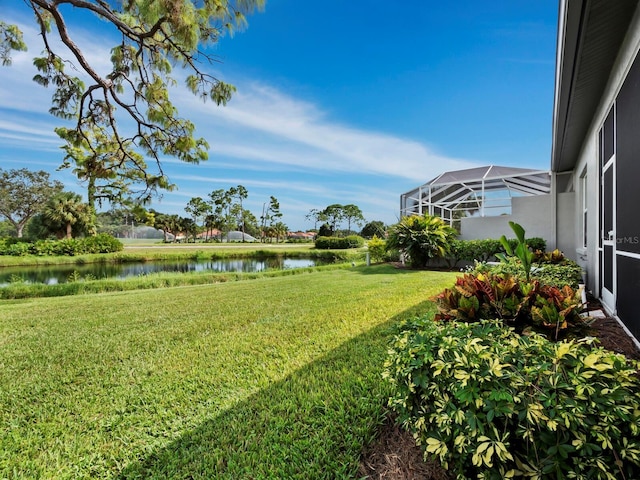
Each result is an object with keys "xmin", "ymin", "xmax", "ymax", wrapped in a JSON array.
[{"xmin": 552, "ymin": 0, "xmax": 639, "ymax": 172}]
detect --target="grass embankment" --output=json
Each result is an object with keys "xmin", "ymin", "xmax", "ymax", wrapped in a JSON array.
[
  {"xmin": 0, "ymin": 245, "xmax": 365, "ymax": 299},
  {"xmin": 0, "ymin": 263, "xmax": 361, "ymax": 300},
  {"xmin": 0, "ymin": 266, "xmax": 456, "ymax": 479},
  {"xmin": 0, "ymin": 243, "xmax": 343, "ymax": 268}
]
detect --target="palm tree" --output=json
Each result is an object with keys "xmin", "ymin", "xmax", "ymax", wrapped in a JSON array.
[
  {"xmin": 386, "ymin": 214, "xmax": 457, "ymax": 268},
  {"xmin": 43, "ymin": 192, "xmax": 95, "ymax": 239},
  {"xmin": 273, "ymin": 221, "xmax": 289, "ymax": 243}
]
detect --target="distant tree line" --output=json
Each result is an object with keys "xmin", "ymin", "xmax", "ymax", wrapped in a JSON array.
[
  {"xmin": 306, "ymin": 205, "xmax": 386, "ymax": 239},
  {"xmin": 0, "ymin": 168, "xmax": 388, "ymax": 243}
]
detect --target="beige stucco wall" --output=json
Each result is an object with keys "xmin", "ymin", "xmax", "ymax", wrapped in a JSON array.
[
  {"xmin": 556, "ymin": 192, "xmax": 576, "ymax": 261},
  {"xmin": 460, "ymin": 194, "xmax": 554, "ymax": 247}
]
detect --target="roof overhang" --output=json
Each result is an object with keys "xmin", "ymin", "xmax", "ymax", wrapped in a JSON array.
[{"xmin": 551, "ymin": 0, "xmax": 638, "ymax": 173}]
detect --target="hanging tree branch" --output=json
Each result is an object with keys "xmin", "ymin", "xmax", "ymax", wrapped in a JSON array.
[{"xmin": 1, "ymin": 0, "xmax": 264, "ymax": 202}]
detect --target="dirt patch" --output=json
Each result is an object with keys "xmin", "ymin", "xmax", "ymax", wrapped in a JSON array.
[
  {"xmin": 587, "ymin": 316, "xmax": 640, "ymax": 361},
  {"xmin": 359, "ymin": 308, "xmax": 640, "ymax": 479},
  {"xmin": 358, "ymin": 419, "xmax": 451, "ymax": 480}
]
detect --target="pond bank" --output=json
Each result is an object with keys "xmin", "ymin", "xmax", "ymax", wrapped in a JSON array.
[
  {"xmin": 0, "ymin": 262, "xmax": 359, "ymax": 300},
  {"xmin": 0, "ymin": 245, "xmax": 362, "ymax": 268}
]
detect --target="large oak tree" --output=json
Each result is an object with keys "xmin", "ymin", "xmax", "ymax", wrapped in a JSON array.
[{"xmin": 0, "ymin": 168, "xmax": 64, "ymax": 238}]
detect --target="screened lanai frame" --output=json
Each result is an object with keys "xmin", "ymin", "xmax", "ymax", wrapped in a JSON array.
[{"xmin": 400, "ymin": 165, "xmax": 551, "ymax": 226}]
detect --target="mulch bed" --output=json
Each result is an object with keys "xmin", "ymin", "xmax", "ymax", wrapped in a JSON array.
[{"xmin": 359, "ymin": 300, "xmax": 640, "ymax": 479}]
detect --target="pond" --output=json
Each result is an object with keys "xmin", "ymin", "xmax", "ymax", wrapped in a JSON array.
[{"xmin": 0, "ymin": 257, "xmax": 331, "ymax": 286}]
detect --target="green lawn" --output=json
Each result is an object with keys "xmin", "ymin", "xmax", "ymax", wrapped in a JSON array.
[{"xmin": 0, "ymin": 265, "xmax": 456, "ymax": 479}]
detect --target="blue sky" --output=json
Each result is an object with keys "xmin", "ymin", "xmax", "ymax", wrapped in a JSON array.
[{"xmin": 0, "ymin": 1, "xmax": 558, "ymax": 231}]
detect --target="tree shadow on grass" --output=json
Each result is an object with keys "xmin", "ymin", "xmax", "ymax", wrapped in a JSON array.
[{"xmin": 118, "ymin": 300, "xmax": 437, "ymax": 480}]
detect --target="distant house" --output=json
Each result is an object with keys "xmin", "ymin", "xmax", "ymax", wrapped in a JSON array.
[
  {"xmin": 196, "ymin": 228, "xmax": 222, "ymax": 240},
  {"xmin": 287, "ymin": 231, "xmax": 315, "ymax": 241},
  {"xmin": 551, "ymin": 0, "xmax": 640, "ymax": 341}
]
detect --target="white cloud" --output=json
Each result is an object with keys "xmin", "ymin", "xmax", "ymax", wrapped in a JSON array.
[
  {"xmin": 1, "ymin": 6, "xmax": 482, "ymax": 229},
  {"xmin": 2, "ymin": 12, "xmax": 477, "ymax": 182},
  {"xmin": 176, "ymin": 82, "xmax": 478, "ymax": 180}
]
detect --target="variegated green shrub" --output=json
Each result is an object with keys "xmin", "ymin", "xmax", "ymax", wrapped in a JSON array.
[{"xmin": 384, "ymin": 318, "xmax": 640, "ymax": 480}]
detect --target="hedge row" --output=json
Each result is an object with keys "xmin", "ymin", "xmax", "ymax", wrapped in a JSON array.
[
  {"xmin": 314, "ymin": 235, "xmax": 365, "ymax": 250},
  {"xmin": 0, "ymin": 234, "xmax": 123, "ymax": 256},
  {"xmin": 474, "ymin": 256, "xmax": 584, "ymax": 289},
  {"xmin": 447, "ymin": 237, "xmax": 546, "ymax": 265}
]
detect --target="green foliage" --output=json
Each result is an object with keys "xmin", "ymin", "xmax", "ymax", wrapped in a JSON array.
[
  {"xmin": 533, "ymin": 248, "xmax": 565, "ymax": 263},
  {"xmin": 0, "ymin": 21, "xmax": 27, "ymax": 66},
  {"xmin": 475, "ymin": 256, "xmax": 584, "ymax": 289},
  {"xmin": 0, "ymin": 234, "xmax": 122, "ymax": 257},
  {"xmin": 66, "ymin": 270, "xmax": 83, "ymax": 283},
  {"xmin": 367, "ymin": 235, "xmax": 387, "ymax": 263},
  {"xmin": 360, "ymin": 220, "xmax": 386, "ymax": 239},
  {"xmin": 450, "ymin": 239, "xmax": 503, "ymax": 263},
  {"xmin": 341, "ymin": 204, "xmax": 366, "ymax": 232},
  {"xmin": 523, "ymin": 236, "xmax": 546, "ymax": 252},
  {"xmin": 7, "ymin": 242, "xmax": 31, "ymax": 256},
  {"xmin": 42, "ymin": 191, "xmax": 95, "ymax": 239},
  {"xmin": 2, "ymin": 1, "xmax": 264, "ymax": 200},
  {"xmin": 531, "ymin": 285, "xmax": 584, "ymax": 335},
  {"xmin": 533, "ymin": 262, "xmax": 584, "ymax": 288},
  {"xmin": 497, "ymin": 222, "xmax": 534, "ymax": 281},
  {"xmin": 315, "ymin": 235, "xmax": 364, "ymax": 250},
  {"xmin": 318, "ymin": 223, "xmax": 334, "ymax": 237},
  {"xmin": 0, "ymin": 168, "xmax": 64, "ymax": 238},
  {"xmin": 386, "ymin": 215, "xmax": 457, "ymax": 268},
  {"xmin": 384, "ymin": 318, "xmax": 640, "ymax": 480},
  {"xmin": 432, "ymin": 272, "xmax": 586, "ymax": 340},
  {"xmin": 446, "ymin": 237, "xmax": 546, "ymax": 267},
  {"xmin": 78, "ymin": 233, "xmax": 124, "ymax": 254}
]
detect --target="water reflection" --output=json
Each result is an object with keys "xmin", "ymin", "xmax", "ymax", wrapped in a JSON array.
[{"xmin": 0, "ymin": 257, "xmax": 325, "ymax": 286}]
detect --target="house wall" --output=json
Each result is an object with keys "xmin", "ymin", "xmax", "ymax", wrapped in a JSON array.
[
  {"xmin": 556, "ymin": 192, "xmax": 576, "ymax": 261},
  {"xmin": 561, "ymin": 4, "xmax": 640, "ymax": 339},
  {"xmin": 460, "ymin": 194, "xmax": 554, "ymax": 247}
]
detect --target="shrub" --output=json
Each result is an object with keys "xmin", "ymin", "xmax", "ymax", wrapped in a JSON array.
[
  {"xmin": 523, "ymin": 236, "xmax": 546, "ymax": 252},
  {"xmin": 386, "ymin": 215, "xmax": 457, "ymax": 268},
  {"xmin": 0, "ymin": 234, "xmax": 122, "ymax": 256},
  {"xmin": 451, "ymin": 239, "xmax": 503, "ymax": 263},
  {"xmin": 32, "ymin": 239, "xmax": 58, "ymax": 256},
  {"xmin": 533, "ymin": 248, "xmax": 565, "ymax": 263},
  {"xmin": 533, "ymin": 262, "xmax": 584, "ymax": 288},
  {"xmin": 6, "ymin": 242, "xmax": 31, "ymax": 256},
  {"xmin": 384, "ymin": 318, "xmax": 640, "ymax": 480},
  {"xmin": 446, "ymin": 238, "xmax": 546, "ymax": 267},
  {"xmin": 53, "ymin": 238, "xmax": 82, "ymax": 256},
  {"xmin": 367, "ymin": 235, "xmax": 387, "ymax": 263},
  {"xmin": 0, "ymin": 236, "xmax": 20, "ymax": 255},
  {"xmin": 81, "ymin": 233, "xmax": 124, "ymax": 253},
  {"xmin": 474, "ymin": 257, "xmax": 584, "ymax": 289},
  {"xmin": 432, "ymin": 272, "xmax": 586, "ymax": 340},
  {"xmin": 502, "ymin": 236, "xmax": 546, "ymax": 254},
  {"xmin": 314, "ymin": 235, "xmax": 364, "ymax": 250}
]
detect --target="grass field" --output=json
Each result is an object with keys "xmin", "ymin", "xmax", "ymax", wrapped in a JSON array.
[{"xmin": 0, "ymin": 265, "xmax": 456, "ymax": 479}]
